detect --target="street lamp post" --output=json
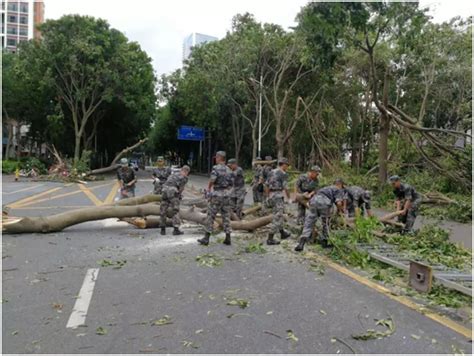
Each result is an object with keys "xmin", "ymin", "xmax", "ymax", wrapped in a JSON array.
[{"xmin": 258, "ymin": 74, "xmax": 262, "ymax": 158}]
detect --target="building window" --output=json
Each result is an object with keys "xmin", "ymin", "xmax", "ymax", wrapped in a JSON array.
[
  {"xmin": 19, "ymin": 27, "xmax": 27, "ymax": 36},
  {"xmin": 19, "ymin": 16, "xmax": 27, "ymax": 24},
  {"xmin": 7, "ymin": 38, "xmax": 17, "ymax": 47},
  {"xmin": 7, "ymin": 26, "xmax": 17, "ymax": 35},
  {"xmin": 20, "ymin": 2, "xmax": 28, "ymax": 13},
  {"xmin": 8, "ymin": 15, "xmax": 18, "ymax": 23},
  {"xmin": 7, "ymin": 2, "xmax": 18, "ymax": 12}
]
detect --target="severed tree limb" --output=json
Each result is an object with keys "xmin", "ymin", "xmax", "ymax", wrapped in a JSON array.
[
  {"xmin": 88, "ymin": 138, "xmax": 149, "ymax": 175},
  {"xmin": 112, "ymin": 194, "xmax": 161, "ymax": 206},
  {"xmin": 2, "ymin": 204, "xmax": 162, "ymax": 234}
]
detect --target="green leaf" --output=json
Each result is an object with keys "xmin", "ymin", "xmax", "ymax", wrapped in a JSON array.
[
  {"xmin": 96, "ymin": 326, "xmax": 108, "ymax": 335},
  {"xmin": 152, "ymin": 315, "xmax": 173, "ymax": 326},
  {"xmin": 286, "ymin": 330, "xmax": 299, "ymax": 342}
]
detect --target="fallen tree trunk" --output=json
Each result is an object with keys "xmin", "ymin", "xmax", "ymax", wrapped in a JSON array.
[
  {"xmin": 122, "ymin": 207, "xmax": 273, "ymax": 232},
  {"xmin": 242, "ymin": 204, "xmax": 262, "ymax": 217},
  {"xmin": 112, "ymin": 194, "xmax": 161, "ymax": 206},
  {"xmin": 88, "ymin": 138, "xmax": 148, "ymax": 175},
  {"xmin": 3, "ymin": 204, "xmax": 162, "ymax": 234}
]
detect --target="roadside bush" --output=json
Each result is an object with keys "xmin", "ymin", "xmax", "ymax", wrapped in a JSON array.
[
  {"xmin": 19, "ymin": 157, "xmax": 47, "ymax": 174},
  {"xmin": 2, "ymin": 160, "xmax": 19, "ymax": 174}
]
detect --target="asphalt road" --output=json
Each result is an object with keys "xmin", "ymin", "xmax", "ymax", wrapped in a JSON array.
[{"xmin": 2, "ymin": 172, "xmax": 472, "ymax": 354}]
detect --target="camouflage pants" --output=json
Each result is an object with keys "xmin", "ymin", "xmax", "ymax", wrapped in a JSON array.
[
  {"xmin": 267, "ymin": 195, "xmax": 285, "ymax": 234},
  {"xmin": 153, "ymin": 180, "xmax": 163, "ymax": 195},
  {"xmin": 160, "ymin": 189, "xmax": 181, "ymax": 228},
  {"xmin": 297, "ymin": 203, "xmax": 307, "ymax": 225},
  {"xmin": 205, "ymin": 194, "xmax": 232, "ymax": 234},
  {"xmin": 301, "ymin": 195, "xmax": 332, "ymax": 242},
  {"xmin": 252, "ymin": 182, "xmax": 263, "ymax": 203},
  {"xmin": 397, "ymin": 199, "xmax": 420, "ymax": 233},
  {"xmin": 231, "ymin": 188, "xmax": 246, "ymax": 218}
]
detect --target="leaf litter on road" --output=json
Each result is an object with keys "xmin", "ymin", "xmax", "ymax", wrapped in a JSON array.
[
  {"xmin": 226, "ymin": 298, "xmax": 250, "ymax": 309},
  {"xmin": 286, "ymin": 330, "xmax": 299, "ymax": 342},
  {"xmin": 96, "ymin": 326, "xmax": 108, "ymax": 335},
  {"xmin": 152, "ymin": 315, "xmax": 173, "ymax": 326},
  {"xmin": 98, "ymin": 259, "xmax": 127, "ymax": 269},
  {"xmin": 351, "ymin": 316, "xmax": 395, "ymax": 340},
  {"xmin": 196, "ymin": 254, "xmax": 222, "ymax": 268}
]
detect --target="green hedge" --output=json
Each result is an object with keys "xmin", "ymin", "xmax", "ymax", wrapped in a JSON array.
[{"xmin": 2, "ymin": 160, "xmax": 20, "ymax": 174}]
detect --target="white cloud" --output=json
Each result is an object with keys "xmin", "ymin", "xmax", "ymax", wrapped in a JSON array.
[{"xmin": 44, "ymin": 0, "xmax": 472, "ymax": 76}]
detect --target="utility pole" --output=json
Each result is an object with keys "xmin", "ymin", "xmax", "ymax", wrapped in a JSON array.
[{"xmin": 258, "ymin": 74, "xmax": 263, "ymax": 158}]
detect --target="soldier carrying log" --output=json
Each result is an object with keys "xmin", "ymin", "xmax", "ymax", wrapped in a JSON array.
[{"xmin": 294, "ymin": 165, "xmax": 321, "ymax": 225}]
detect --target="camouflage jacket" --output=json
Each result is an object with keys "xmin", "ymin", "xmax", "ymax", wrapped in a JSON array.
[
  {"xmin": 164, "ymin": 173, "xmax": 188, "ymax": 192},
  {"xmin": 232, "ymin": 167, "xmax": 245, "ymax": 190},
  {"xmin": 316, "ymin": 185, "xmax": 345, "ymax": 205},
  {"xmin": 265, "ymin": 168, "xmax": 288, "ymax": 198},
  {"xmin": 210, "ymin": 163, "xmax": 233, "ymax": 193},
  {"xmin": 152, "ymin": 166, "xmax": 172, "ymax": 184},
  {"xmin": 393, "ymin": 183, "xmax": 420, "ymax": 202},
  {"xmin": 117, "ymin": 167, "xmax": 136, "ymax": 185},
  {"xmin": 295, "ymin": 174, "xmax": 319, "ymax": 194}
]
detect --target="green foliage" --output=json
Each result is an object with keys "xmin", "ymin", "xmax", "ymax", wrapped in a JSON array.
[
  {"xmin": 352, "ymin": 317, "xmax": 396, "ymax": 340},
  {"xmin": 243, "ymin": 242, "xmax": 267, "ymax": 254},
  {"xmin": 196, "ymin": 254, "xmax": 222, "ymax": 268},
  {"xmin": 427, "ymin": 285, "xmax": 472, "ymax": 308},
  {"xmin": 386, "ymin": 225, "xmax": 471, "ymax": 270},
  {"xmin": 73, "ymin": 150, "xmax": 92, "ymax": 174},
  {"xmin": 19, "ymin": 157, "xmax": 47, "ymax": 174},
  {"xmin": 2, "ymin": 160, "xmax": 19, "ymax": 174}
]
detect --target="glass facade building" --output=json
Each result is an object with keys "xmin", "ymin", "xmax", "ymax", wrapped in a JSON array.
[{"xmin": 182, "ymin": 32, "xmax": 218, "ymax": 61}]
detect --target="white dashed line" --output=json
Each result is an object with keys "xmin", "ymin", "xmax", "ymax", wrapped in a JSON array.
[{"xmin": 66, "ymin": 268, "xmax": 100, "ymax": 329}]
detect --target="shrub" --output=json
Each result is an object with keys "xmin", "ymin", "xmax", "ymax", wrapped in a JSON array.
[{"xmin": 2, "ymin": 160, "xmax": 19, "ymax": 174}]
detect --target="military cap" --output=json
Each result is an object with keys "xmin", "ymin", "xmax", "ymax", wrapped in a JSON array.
[
  {"xmin": 310, "ymin": 165, "xmax": 321, "ymax": 172},
  {"xmin": 334, "ymin": 177, "xmax": 345, "ymax": 185},
  {"xmin": 227, "ymin": 158, "xmax": 237, "ymax": 164},
  {"xmin": 216, "ymin": 151, "xmax": 226, "ymax": 157},
  {"xmin": 181, "ymin": 165, "xmax": 191, "ymax": 173},
  {"xmin": 120, "ymin": 158, "xmax": 128, "ymax": 165},
  {"xmin": 388, "ymin": 175, "xmax": 400, "ymax": 182},
  {"xmin": 265, "ymin": 155, "xmax": 272, "ymax": 160},
  {"xmin": 278, "ymin": 157, "xmax": 289, "ymax": 165},
  {"xmin": 157, "ymin": 156, "xmax": 164, "ymax": 161}
]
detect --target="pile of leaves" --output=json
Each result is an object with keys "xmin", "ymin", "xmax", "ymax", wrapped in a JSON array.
[
  {"xmin": 352, "ymin": 317, "xmax": 395, "ymax": 340},
  {"xmin": 196, "ymin": 254, "xmax": 222, "ymax": 268}
]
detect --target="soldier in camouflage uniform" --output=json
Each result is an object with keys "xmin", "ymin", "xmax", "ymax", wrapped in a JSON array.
[
  {"xmin": 261, "ymin": 156, "xmax": 274, "ymax": 211},
  {"xmin": 117, "ymin": 158, "xmax": 137, "ymax": 200},
  {"xmin": 295, "ymin": 165, "xmax": 321, "ymax": 224},
  {"xmin": 198, "ymin": 151, "xmax": 234, "ymax": 246},
  {"xmin": 295, "ymin": 178, "xmax": 346, "ymax": 251},
  {"xmin": 264, "ymin": 158, "xmax": 291, "ymax": 245},
  {"xmin": 346, "ymin": 185, "xmax": 373, "ymax": 218},
  {"xmin": 152, "ymin": 156, "xmax": 171, "ymax": 195},
  {"xmin": 251, "ymin": 157, "xmax": 264, "ymax": 203},
  {"xmin": 389, "ymin": 175, "xmax": 421, "ymax": 234},
  {"xmin": 228, "ymin": 158, "xmax": 246, "ymax": 219},
  {"xmin": 160, "ymin": 165, "xmax": 190, "ymax": 236}
]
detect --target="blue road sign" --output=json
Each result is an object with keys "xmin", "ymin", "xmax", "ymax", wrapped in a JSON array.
[{"xmin": 177, "ymin": 126, "xmax": 204, "ymax": 141}]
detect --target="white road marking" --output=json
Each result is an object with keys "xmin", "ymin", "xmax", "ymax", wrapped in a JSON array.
[
  {"xmin": 66, "ymin": 268, "xmax": 100, "ymax": 329},
  {"xmin": 2, "ymin": 184, "xmax": 45, "ymax": 195}
]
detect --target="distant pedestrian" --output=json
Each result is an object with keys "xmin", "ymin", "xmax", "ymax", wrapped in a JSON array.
[
  {"xmin": 160, "ymin": 165, "xmax": 190, "ymax": 236},
  {"xmin": 389, "ymin": 175, "xmax": 421, "ymax": 234},
  {"xmin": 117, "ymin": 158, "xmax": 137, "ymax": 200},
  {"xmin": 264, "ymin": 157, "xmax": 291, "ymax": 245},
  {"xmin": 198, "ymin": 151, "xmax": 234, "ymax": 246},
  {"xmin": 228, "ymin": 158, "xmax": 246, "ymax": 219}
]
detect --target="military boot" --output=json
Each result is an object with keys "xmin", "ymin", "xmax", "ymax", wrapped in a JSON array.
[
  {"xmin": 160, "ymin": 227, "xmax": 166, "ymax": 236},
  {"xmin": 280, "ymin": 229, "xmax": 291, "ymax": 240},
  {"xmin": 320, "ymin": 239, "xmax": 330, "ymax": 248},
  {"xmin": 223, "ymin": 233, "xmax": 231, "ymax": 245},
  {"xmin": 198, "ymin": 232, "xmax": 211, "ymax": 246},
  {"xmin": 266, "ymin": 233, "xmax": 280, "ymax": 245},
  {"xmin": 173, "ymin": 227, "xmax": 184, "ymax": 236},
  {"xmin": 294, "ymin": 237, "xmax": 306, "ymax": 252}
]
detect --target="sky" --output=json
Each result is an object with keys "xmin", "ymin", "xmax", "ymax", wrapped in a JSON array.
[{"xmin": 44, "ymin": 0, "xmax": 473, "ymax": 77}]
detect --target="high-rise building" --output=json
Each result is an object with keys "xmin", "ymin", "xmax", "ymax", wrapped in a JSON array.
[
  {"xmin": 1, "ymin": 0, "xmax": 44, "ymax": 52},
  {"xmin": 182, "ymin": 32, "xmax": 218, "ymax": 62}
]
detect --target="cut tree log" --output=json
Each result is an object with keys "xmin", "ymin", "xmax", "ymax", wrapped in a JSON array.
[
  {"xmin": 112, "ymin": 194, "xmax": 161, "ymax": 206},
  {"xmin": 122, "ymin": 207, "xmax": 273, "ymax": 232},
  {"xmin": 252, "ymin": 160, "xmax": 276, "ymax": 166},
  {"xmin": 2, "ymin": 204, "xmax": 162, "ymax": 234},
  {"xmin": 88, "ymin": 138, "xmax": 148, "ymax": 175},
  {"xmin": 242, "ymin": 204, "xmax": 262, "ymax": 217}
]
